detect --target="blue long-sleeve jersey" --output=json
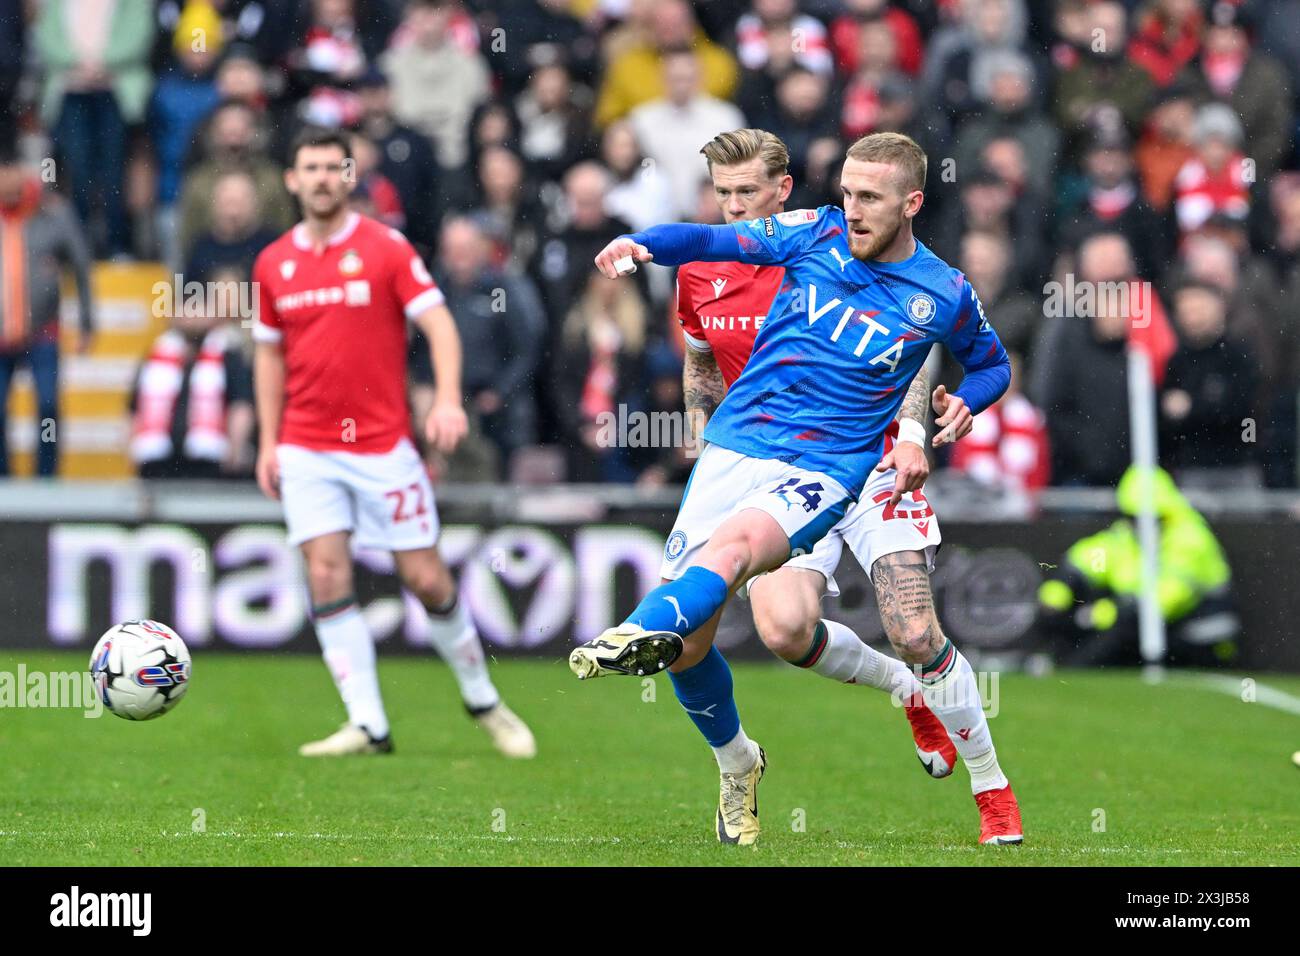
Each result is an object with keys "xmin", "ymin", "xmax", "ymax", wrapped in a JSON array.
[{"xmin": 628, "ymin": 206, "xmax": 1011, "ymax": 497}]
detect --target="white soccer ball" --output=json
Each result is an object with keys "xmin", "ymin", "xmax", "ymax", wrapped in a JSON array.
[{"xmin": 88, "ymin": 620, "xmax": 192, "ymax": 721}]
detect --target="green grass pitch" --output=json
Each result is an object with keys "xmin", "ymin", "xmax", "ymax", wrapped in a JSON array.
[{"xmin": 2, "ymin": 651, "xmax": 1298, "ymax": 866}]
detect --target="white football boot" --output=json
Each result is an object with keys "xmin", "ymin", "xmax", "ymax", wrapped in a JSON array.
[
  {"xmin": 298, "ymin": 723, "xmax": 393, "ymax": 757},
  {"xmin": 717, "ymin": 746, "xmax": 766, "ymax": 846},
  {"xmin": 472, "ymin": 702, "xmax": 537, "ymax": 759},
  {"xmin": 568, "ymin": 623, "xmax": 684, "ymax": 680}
]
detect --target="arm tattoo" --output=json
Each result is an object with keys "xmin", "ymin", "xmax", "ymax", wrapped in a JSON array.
[
  {"xmin": 683, "ymin": 347, "xmax": 725, "ymax": 440},
  {"xmin": 896, "ymin": 365, "xmax": 930, "ymax": 427}
]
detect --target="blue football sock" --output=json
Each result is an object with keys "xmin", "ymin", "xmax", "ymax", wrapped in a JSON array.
[
  {"xmin": 668, "ymin": 646, "xmax": 741, "ymax": 748},
  {"xmin": 625, "ymin": 566, "xmax": 728, "ymax": 636}
]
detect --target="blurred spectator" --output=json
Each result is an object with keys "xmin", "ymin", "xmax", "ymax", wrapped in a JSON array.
[
  {"xmin": 215, "ymin": 45, "xmax": 271, "ymax": 112},
  {"xmin": 284, "ymin": 0, "xmax": 397, "ymax": 129},
  {"xmin": 634, "ymin": 343, "xmax": 695, "ymax": 487},
  {"xmin": 1257, "ymin": 0, "xmax": 1300, "ymax": 97},
  {"xmin": 869, "ymin": 74, "xmax": 950, "ymax": 194},
  {"xmin": 960, "ymin": 230, "xmax": 1040, "ymax": 358},
  {"xmin": 471, "ymin": 145, "xmax": 546, "ymax": 268},
  {"xmin": 1032, "ymin": 232, "xmax": 1143, "ymax": 486},
  {"xmin": 414, "ymin": 216, "xmax": 545, "ymax": 476},
  {"xmin": 0, "ymin": 156, "xmax": 95, "ymax": 477},
  {"xmin": 184, "ymin": 170, "xmax": 277, "ymax": 282},
  {"xmin": 1177, "ymin": 2, "xmax": 1292, "ymax": 181},
  {"xmin": 1059, "ymin": 127, "xmax": 1169, "ymax": 285},
  {"xmin": 153, "ymin": 1, "xmax": 297, "ymax": 68},
  {"xmin": 383, "ymin": 0, "xmax": 490, "ymax": 170},
  {"xmin": 1134, "ymin": 83, "xmax": 1197, "ymax": 213},
  {"xmin": 1052, "ymin": 0, "xmax": 1155, "ymax": 161},
  {"xmin": 532, "ymin": 162, "xmax": 638, "ymax": 437},
  {"xmin": 1159, "ymin": 279, "xmax": 1257, "ymax": 472},
  {"xmin": 1176, "ymin": 229, "xmax": 1279, "ymax": 382},
  {"xmin": 556, "ymin": 271, "xmax": 649, "ymax": 482},
  {"xmin": 480, "ymin": 0, "xmax": 600, "ymax": 97},
  {"xmin": 933, "ymin": 164, "xmax": 1041, "ymax": 291},
  {"xmin": 949, "ymin": 352, "xmax": 1050, "ymax": 494},
  {"xmin": 923, "ymin": 0, "xmax": 1041, "ymax": 121},
  {"xmin": 128, "ymin": 296, "xmax": 254, "ymax": 479},
  {"xmin": 149, "ymin": 26, "xmax": 222, "ymax": 268},
  {"xmin": 749, "ymin": 67, "xmax": 839, "ymax": 189},
  {"xmin": 0, "ymin": 0, "xmax": 22, "ymax": 151},
  {"xmin": 839, "ymin": 17, "xmax": 904, "ymax": 141},
  {"xmin": 594, "ymin": 0, "xmax": 738, "ymax": 128},
  {"xmin": 734, "ymin": 0, "xmax": 833, "ymax": 76},
  {"xmin": 35, "ymin": 0, "xmax": 156, "ymax": 259},
  {"xmin": 347, "ymin": 133, "xmax": 405, "ymax": 229},
  {"xmin": 952, "ymin": 49, "xmax": 1059, "ymax": 202},
  {"xmin": 354, "ymin": 66, "xmax": 442, "ymax": 253},
  {"xmin": 179, "ymin": 100, "xmax": 295, "ymax": 255},
  {"xmin": 516, "ymin": 59, "xmax": 594, "ymax": 184},
  {"xmin": 1172, "ymin": 104, "xmax": 1250, "ymax": 238},
  {"xmin": 601, "ymin": 120, "xmax": 676, "ymax": 233},
  {"xmin": 1127, "ymin": 0, "xmax": 1203, "ymax": 88},
  {"xmin": 830, "ymin": 0, "xmax": 925, "ymax": 77},
  {"xmin": 628, "ymin": 50, "xmax": 745, "ymax": 219}
]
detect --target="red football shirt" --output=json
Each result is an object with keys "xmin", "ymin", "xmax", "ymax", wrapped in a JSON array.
[
  {"xmin": 675, "ymin": 260, "xmax": 785, "ymax": 388},
  {"xmin": 252, "ymin": 212, "xmax": 444, "ymax": 452}
]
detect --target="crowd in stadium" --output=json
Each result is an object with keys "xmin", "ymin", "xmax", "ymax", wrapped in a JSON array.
[{"xmin": 2, "ymin": 0, "xmax": 1299, "ymax": 491}]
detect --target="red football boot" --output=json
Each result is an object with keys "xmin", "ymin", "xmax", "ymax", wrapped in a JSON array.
[
  {"xmin": 975, "ymin": 783, "xmax": 1024, "ymax": 845},
  {"xmin": 904, "ymin": 694, "xmax": 957, "ymax": 779}
]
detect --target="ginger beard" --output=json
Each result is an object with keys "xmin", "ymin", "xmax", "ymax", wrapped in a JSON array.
[{"xmin": 841, "ymin": 157, "xmax": 920, "ymax": 262}]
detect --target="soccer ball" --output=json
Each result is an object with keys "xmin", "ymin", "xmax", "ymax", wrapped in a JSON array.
[{"xmin": 88, "ymin": 620, "xmax": 192, "ymax": 721}]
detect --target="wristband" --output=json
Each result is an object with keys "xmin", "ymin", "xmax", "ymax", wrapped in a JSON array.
[{"xmin": 896, "ymin": 418, "xmax": 927, "ymax": 447}]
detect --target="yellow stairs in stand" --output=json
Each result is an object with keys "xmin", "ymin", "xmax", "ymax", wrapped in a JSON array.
[{"xmin": 5, "ymin": 262, "xmax": 171, "ymax": 479}]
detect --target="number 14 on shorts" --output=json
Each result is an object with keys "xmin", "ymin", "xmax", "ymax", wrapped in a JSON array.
[{"xmin": 769, "ymin": 477, "xmax": 824, "ymax": 512}]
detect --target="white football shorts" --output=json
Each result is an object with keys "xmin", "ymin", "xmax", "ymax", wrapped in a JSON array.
[
  {"xmin": 659, "ymin": 443, "xmax": 854, "ymax": 582},
  {"xmin": 277, "ymin": 437, "xmax": 439, "ymax": 551},
  {"xmin": 750, "ymin": 462, "xmax": 941, "ymax": 597}
]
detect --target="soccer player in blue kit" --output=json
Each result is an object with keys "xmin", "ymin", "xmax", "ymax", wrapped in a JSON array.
[{"xmin": 573, "ymin": 132, "xmax": 1022, "ymax": 847}]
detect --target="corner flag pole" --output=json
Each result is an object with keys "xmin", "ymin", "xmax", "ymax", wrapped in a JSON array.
[{"xmin": 1127, "ymin": 286, "xmax": 1166, "ymax": 665}]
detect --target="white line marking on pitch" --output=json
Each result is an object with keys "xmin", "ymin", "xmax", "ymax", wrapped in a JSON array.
[{"xmin": 1175, "ymin": 672, "xmax": 1300, "ymax": 717}]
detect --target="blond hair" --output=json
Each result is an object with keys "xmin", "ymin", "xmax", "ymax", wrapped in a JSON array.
[
  {"xmin": 699, "ymin": 129, "xmax": 789, "ymax": 179},
  {"xmin": 845, "ymin": 132, "xmax": 927, "ymax": 194}
]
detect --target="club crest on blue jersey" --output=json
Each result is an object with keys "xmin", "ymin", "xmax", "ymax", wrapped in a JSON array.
[
  {"xmin": 665, "ymin": 530, "xmax": 688, "ymax": 560},
  {"xmin": 907, "ymin": 293, "xmax": 937, "ymax": 325}
]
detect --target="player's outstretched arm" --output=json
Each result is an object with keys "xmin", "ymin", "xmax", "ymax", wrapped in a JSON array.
[
  {"xmin": 413, "ymin": 302, "xmax": 469, "ymax": 455},
  {"xmin": 253, "ymin": 341, "xmax": 286, "ymax": 500},
  {"xmin": 594, "ymin": 222, "xmax": 749, "ymax": 277},
  {"xmin": 683, "ymin": 346, "xmax": 725, "ymax": 448}
]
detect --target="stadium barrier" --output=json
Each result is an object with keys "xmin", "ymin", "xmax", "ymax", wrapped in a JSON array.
[{"xmin": 0, "ymin": 479, "xmax": 1296, "ymax": 671}]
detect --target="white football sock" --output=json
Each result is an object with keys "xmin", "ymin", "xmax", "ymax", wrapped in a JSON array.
[
  {"xmin": 713, "ymin": 726, "xmax": 761, "ymax": 774},
  {"xmin": 806, "ymin": 619, "xmax": 922, "ymax": 700},
  {"xmin": 315, "ymin": 599, "xmax": 389, "ymax": 739},
  {"xmin": 918, "ymin": 640, "xmax": 1007, "ymax": 794},
  {"xmin": 424, "ymin": 595, "xmax": 500, "ymax": 712}
]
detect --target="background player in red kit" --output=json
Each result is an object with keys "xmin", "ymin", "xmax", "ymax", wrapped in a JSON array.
[
  {"xmin": 658, "ymin": 128, "xmax": 1016, "ymax": 846},
  {"xmin": 252, "ymin": 127, "xmax": 534, "ymax": 758}
]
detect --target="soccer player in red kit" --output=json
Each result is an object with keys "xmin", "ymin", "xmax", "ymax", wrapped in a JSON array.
[
  {"xmin": 252, "ymin": 127, "xmax": 534, "ymax": 758},
  {"xmin": 639, "ymin": 128, "xmax": 1019, "ymax": 845}
]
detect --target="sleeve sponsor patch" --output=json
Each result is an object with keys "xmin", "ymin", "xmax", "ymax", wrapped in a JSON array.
[{"xmin": 775, "ymin": 209, "xmax": 818, "ymax": 227}]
